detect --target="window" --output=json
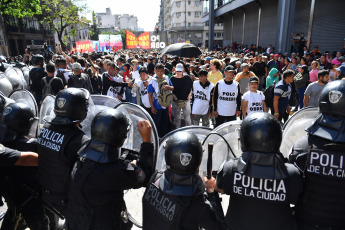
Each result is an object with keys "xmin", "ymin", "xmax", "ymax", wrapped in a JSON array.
[
  {"xmin": 206, "ymin": 33, "xmax": 209, "ymax": 36},
  {"xmin": 188, "ymin": 12, "xmax": 191, "ymax": 16},
  {"xmin": 195, "ymin": 1, "xmax": 201, "ymax": 7},
  {"xmin": 176, "ymin": 12, "xmax": 181, "ymax": 18},
  {"xmin": 188, "ymin": 33, "xmax": 192, "ymax": 38},
  {"xmin": 188, "ymin": 1, "xmax": 191, "ymax": 5},
  {"xmin": 188, "ymin": 23, "xmax": 191, "ymax": 27},
  {"xmin": 195, "ymin": 33, "xmax": 202, "ymax": 38},
  {"xmin": 195, "ymin": 12, "xmax": 201, "ymax": 17},
  {"xmin": 176, "ymin": 1, "xmax": 181, "ymax": 7}
]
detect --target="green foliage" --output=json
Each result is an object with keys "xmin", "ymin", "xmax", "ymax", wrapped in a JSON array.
[{"xmin": 0, "ymin": 0, "xmax": 42, "ymax": 18}]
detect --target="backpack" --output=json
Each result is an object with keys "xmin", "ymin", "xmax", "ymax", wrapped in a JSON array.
[
  {"xmin": 152, "ymin": 76, "xmax": 173, "ymax": 108},
  {"xmin": 56, "ymin": 69, "xmax": 67, "ymax": 86},
  {"xmin": 263, "ymin": 85, "xmax": 275, "ymax": 107},
  {"xmin": 41, "ymin": 77, "xmax": 56, "ymax": 100}
]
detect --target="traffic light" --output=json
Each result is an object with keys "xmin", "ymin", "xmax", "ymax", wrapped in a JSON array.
[{"xmin": 156, "ymin": 26, "xmax": 159, "ymax": 33}]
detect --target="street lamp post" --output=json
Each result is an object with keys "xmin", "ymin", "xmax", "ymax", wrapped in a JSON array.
[{"xmin": 185, "ymin": 0, "xmax": 187, "ymax": 42}]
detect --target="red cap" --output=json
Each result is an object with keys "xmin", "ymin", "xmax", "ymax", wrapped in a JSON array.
[{"xmin": 274, "ymin": 54, "xmax": 279, "ymax": 57}]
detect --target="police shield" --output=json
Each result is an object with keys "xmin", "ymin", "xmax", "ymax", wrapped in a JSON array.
[
  {"xmin": 200, "ymin": 120, "xmax": 242, "ymax": 176},
  {"xmin": 39, "ymin": 95, "xmax": 56, "ymax": 131},
  {"xmin": 280, "ymin": 107, "xmax": 320, "ymax": 157},
  {"xmin": 21, "ymin": 66, "xmax": 32, "ymax": 86},
  {"xmin": 155, "ymin": 126, "xmax": 212, "ymax": 172},
  {"xmin": 5, "ymin": 67, "xmax": 28, "ymax": 91},
  {"xmin": 80, "ymin": 95, "xmax": 121, "ymax": 137},
  {"xmin": 0, "ymin": 72, "xmax": 13, "ymax": 96},
  {"xmin": 9, "ymin": 89, "xmax": 39, "ymax": 137}
]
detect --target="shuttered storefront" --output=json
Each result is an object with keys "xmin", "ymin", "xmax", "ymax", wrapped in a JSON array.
[
  {"xmin": 258, "ymin": 0, "xmax": 278, "ymax": 49},
  {"xmin": 243, "ymin": 2, "xmax": 258, "ymax": 47},
  {"xmin": 231, "ymin": 8, "xmax": 244, "ymax": 45},
  {"xmin": 310, "ymin": 0, "xmax": 345, "ymax": 53}
]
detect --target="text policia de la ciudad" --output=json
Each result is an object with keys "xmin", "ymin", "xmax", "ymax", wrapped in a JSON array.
[
  {"xmin": 307, "ymin": 150, "xmax": 345, "ymax": 178},
  {"xmin": 233, "ymin": 172, "xmax": 287, "ymax": 201},
  {"xmin": 37, "ymin": 128, "xmax": 64, "ymax": 152}
]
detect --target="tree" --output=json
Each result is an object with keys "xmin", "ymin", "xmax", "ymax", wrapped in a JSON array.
[
  {"xmin": 0, "ymin": 0, "xmax": 41, "ymax": 18},
  {"xmin": 90, "ymin": 10, "xmax": 99, "ymax": 40},
  {"xmin": 37, "ymin": 0, "xmax": 88, "ymax": 50}
]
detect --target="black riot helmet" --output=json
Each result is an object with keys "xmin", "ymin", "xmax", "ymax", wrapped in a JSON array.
[
  {"xmin": 319, "ymin": 80, "xmax": 345, "ymax": 118},
  {"xmin": 164, "ymin": 131, "xmax": 203, "ymax": 175},
  {"xmin": 31, "ymin": 54, "xmax": 44, "ymax": 67},
  {"xmin": 0, "ymin": 103, "xmax": 37, "ymax": 141},
  {"xmin": 91, "ymin": 109, "xmax": 130, "ymax": 148},
  {"xmin": 240, "ymin": 112, "xmax": 282, "ymax": 153},
  {"xmin": 0, "ymin": 93, "xmax": 14, "ymax": 116},
  {"xmin": 53, "ymin": 88, "xmax": 89, "ymax": 124}
]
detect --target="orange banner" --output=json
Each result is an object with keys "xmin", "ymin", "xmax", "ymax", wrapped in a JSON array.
[
  {"xmin": 126, "ymin": 30, "xmax": 138, "ymax": 49},
  {"xmin": 138, "ymin": 32, "xmax": 151, "ymax": 49},
  {"xmin": 76, "ymin": 40, "xmax": 94, "ymax": 53}
]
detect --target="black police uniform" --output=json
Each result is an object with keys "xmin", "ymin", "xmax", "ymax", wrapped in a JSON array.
[
  {"xmin": 29, "ymin": 67, "xmax": 47, "ymax": 105},
  {"xmin": 37, "ymin": 121, "xmax": 89, "ymax": 215},
  {"xmin": 216, "ymin": 112, "xmax": 303, "ymax": 230},
  {"xmin": 0, "ymin": 144, "xmax": 20, "ymax": 166},
  {"xmin": 143, "ymin": 170, "xmax": 225, "ymax": 230},
  {"xmin": 143, "ymin": 131, "xmax": 225, "ymax": 230},
  {"xmin": 290, "ymin": 80, "xmax": 345, "ymax": 230},
  {"xmin": 66, "ymin": 108, "xmax": 154, "ymax": 230}
]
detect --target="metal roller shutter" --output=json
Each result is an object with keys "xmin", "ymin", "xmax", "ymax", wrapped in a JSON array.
[
  {"xmin": 258, "ymin": 0, "xmax": 278, "ymax": 49},
  {"xmin": 310, "ymin": 0, "xmax": 345, "ymax": 53},
  {"xmin": 244, "ymin": 2, "xmax": 259, "ymax": 47},
  {"xmin": 293, "ymin": 0, "xmax": 311, "ymax": 39},
  {"xmin": 232, "ymin": 9, "xmax": 243, "ymax": 45}
]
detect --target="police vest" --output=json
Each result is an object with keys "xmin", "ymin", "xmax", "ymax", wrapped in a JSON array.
[
  {"xmin": 142, "ymin": 172, "xmax": 208, "ymax": 230},
  {"xmin": 221, "ymin": 157, "xmax": 300, "ymax": 230},
  {"xmin": 217, "ymin": 79, "xmax": 238, "ymax": 116},
  {"xmin": 192, "ymin": 81, "xmax": 214, "ymax": 115},
  {"xmin": 296, "ymin": 135, "xmax": 345, "ymax": 228},
  {"xmin": 37, "ymin": 123, "xmax": 86, "ymax": 215}
]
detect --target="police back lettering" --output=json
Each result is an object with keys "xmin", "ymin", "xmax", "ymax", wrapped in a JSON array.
[
  {"xmin": 37, "ymin": 127, "xmax": 64, "ymax": 152},
  {"xmin": 307, "ymin": 149, "xmax": 345, "ymax": 178},
  {"xmin": 144, "ymin": 183, "xmax": 181, "ymax": 223},
  {"xmin": 233, "ymin": 172, "xmax": 287, "ymax": 202}
]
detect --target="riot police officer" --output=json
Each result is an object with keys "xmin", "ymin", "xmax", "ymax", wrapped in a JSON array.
[
  {"xmin": 37, "ymin": 88, "xmax": 90, "ymax": 221},
  {"xmin": 214, "ymin": 112, "xmax": 303, "ymax": 230},
  {"xmin": 29, "ymin": 54, "xmax": 47, "ymax": 107},
  {"xmin": 0, "ymin": 102, "xmax": 49, "ymax": 230},
  {"xmin": 290, "ymin": 80, "xmax": 345, "ymax": 230},
  {"xmin": 142, "ymin": 131, "xmax": 225, "ymax": 230},
  {"xmin": 66, "ymin": 109, "xmax": 154, "ymax": 230}
]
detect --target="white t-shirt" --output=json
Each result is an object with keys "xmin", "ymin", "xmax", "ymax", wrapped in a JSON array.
[
  {"xmin": 136, "ymin": 79, "xmax": 151, "ymax": 108},
  {"xmin": 131, "ymin": 70, "xmax": 140, "ymax": 97},
  {"xmin": 192, "ymin": 81, "xmax": 214, "ymax": 115},
  {"xmin": 106, "ymin": 75, "xmax": 123, "ymax": 99},
  {"xmin": 217, "ymin": 79, "xmax": 239, "ymax": 116},
  {"xmin": 242, "ymin": 91, "xmax": 265, "ymax": 115}
]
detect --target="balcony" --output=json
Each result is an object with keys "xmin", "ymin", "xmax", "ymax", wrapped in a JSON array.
[{"xmin": 170, "ymin": 26, "xmax": 204, "ymax": 31}]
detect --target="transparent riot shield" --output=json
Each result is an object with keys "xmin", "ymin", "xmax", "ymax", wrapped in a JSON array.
[
  {"xmin": 80, "ymin": 95, "xmax": 121, "ymax": 137},
  {"xmin": 9, "ymin": 89, "xmax": 39, "ymax": 138},
  {"xmin": 114, "ymin": 103, "xmax": 159, "ymax": 229},
  {"xmin": 5, "ymin": 67, "xmax": 27, "ymax": 91},
  {"xmin": 21, "ymin": 66, "xmax": 32, "ymax": 86},
  {"xmin": 0, "ymin": 72, "xmax": 13, "ymax": 97},
  {"xmin": 155, "ymin": 126, "xmax": 212, "ymax": 172},
  {"xmin": 280, "ymin": 107, "xmax": 320, "ymax": 157},
  {"xmin": 39, "ymin": 95, "xmax": 56, "ymax": 131}
]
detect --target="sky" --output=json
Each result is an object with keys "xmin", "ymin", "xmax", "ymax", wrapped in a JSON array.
[{"xmin": 84, "ymin": 0, "xmax": 161, "ymax": 31}]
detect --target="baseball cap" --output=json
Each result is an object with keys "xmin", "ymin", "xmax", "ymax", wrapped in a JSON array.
[
  {"xmin": 249, "ymin": 76, "xmax": 259, "ymax": 83},
  {"xmin": 206, "ymin": 57, "xmax": 212, "ymax": 61},
  {"xmin": 72, "ymin": 63, "xmax": 82, "ymax": 70},
  {"xmin": 335, "ymin": 65, "xmax": 345, "ymax": 75},
  {"xmin": 274, "ymin": 54, "xmax": 279, "ymax": 57},
  {"xmin": 331, "ymin": 58, "xmax": 341, "ymax": 65},
  {"xmin": 270, "ymin": 54, "xmax": 274, "ymax": 57},
  {"xmin": 224, "ymin": 65, "xmax": 234, "ymax": 72},
  {"xmin": 176, "ymin": 63, "xmax": 184, "ymax": 72},
  {"xmin": 147, "ymin": 55, "xmax": 154, "ymax": 60}
]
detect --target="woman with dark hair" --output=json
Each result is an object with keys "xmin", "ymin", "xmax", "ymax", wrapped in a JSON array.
[{"xmin": 294, "ymin": 65, "xmax": 309, "ymax": 110}]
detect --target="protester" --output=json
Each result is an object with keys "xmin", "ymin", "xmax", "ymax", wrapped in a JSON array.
[
  {"xmin": 294, "ymin": 65, "xmax": 309, "ymax": 110},
  {"xmin": 304, "ymin": 69, "xmax": 329, "ymax": 108},
  {"xmin": 273, "ymin": 70, "xmax": 294, "ymax": 122},
  {"xmin": 207, "ymin": 59, "xmax": 223, "ymax": 85},
  {"xmin": 241, "ymin": 76, "xmax": 267, "ymax": 118}
]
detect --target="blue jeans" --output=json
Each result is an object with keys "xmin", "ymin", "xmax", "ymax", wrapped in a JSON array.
[
  {"xmin": 151, "ymin": 108, "xmax": 169, "ymax": 138},
  {"xmin": 297, "ymin": 87, "xmax": 306, "ymax": 110}
]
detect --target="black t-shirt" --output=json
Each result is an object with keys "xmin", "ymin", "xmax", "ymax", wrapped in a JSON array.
[
  {"xmin": 147, "ymin": 63, "xmax": 155, "ymax": 75},
  {"xmin": 170, "ymin": 75, "xmax": 193, "ymax": 100},
  {"xmin": 0, "ymin": 144, "xmax": 21, "ymax": 167},
  {"xmin": 41, "ymin": 76, "xmax": 64, "ymax": 96},
  {"xmin": 253, "ymin": 61, "xmax": 267, "ymax": 76},
  {"xmin": 29, "ymin": 67, "xmax": 47, "ymax": 93}
]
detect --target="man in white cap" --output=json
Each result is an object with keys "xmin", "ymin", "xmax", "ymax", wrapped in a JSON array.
[{"xmin": 67, "ymin": 62, "xmax": 93, "ymax": 93}]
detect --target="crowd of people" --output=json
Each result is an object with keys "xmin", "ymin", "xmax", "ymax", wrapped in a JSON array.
[{"xmin": 0, "ymin": 42, "xmax": 345, "ymax": 230}]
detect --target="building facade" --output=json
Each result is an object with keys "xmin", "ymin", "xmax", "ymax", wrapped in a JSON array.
[
  {"xmin": 0, "ymin": 15, "xmax": 55, "ymax": 56},
  {"xmin": 202, "ymin": 0, "xmax": 345, "ymax": 53},
  {"xmin": 96, "ymin": 8, "xmax": 138, "ymax": 32}
]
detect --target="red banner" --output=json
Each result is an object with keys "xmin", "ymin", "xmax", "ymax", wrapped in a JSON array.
[
  {"xmin": 138, "ymin": 32, "xmax": 151, "ymax": 49},
  {"xmin": 126, "ymin": 30, "xmax": 138, "ymax": 49},
  {"xmin": 76, "ymin": 40, "xmax": 94, "ymax": 53}
]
